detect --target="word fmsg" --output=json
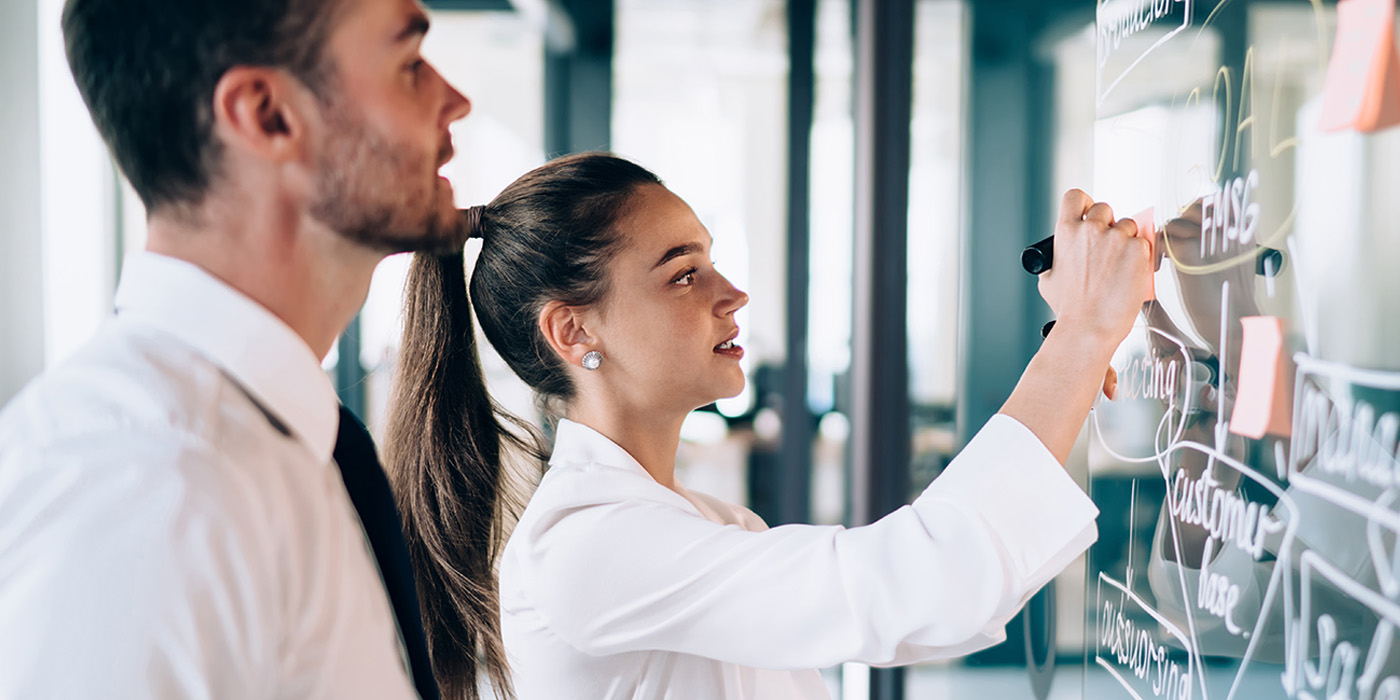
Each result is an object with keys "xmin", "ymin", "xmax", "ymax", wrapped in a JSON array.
[{"xmin": 1200, "ymin": 170, "xmax": 1260, "ymax": 256}]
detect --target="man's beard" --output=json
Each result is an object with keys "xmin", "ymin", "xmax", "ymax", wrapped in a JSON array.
[{"xmin": 308, "ymin": 101, "xmax": 468, "ymax": 255}]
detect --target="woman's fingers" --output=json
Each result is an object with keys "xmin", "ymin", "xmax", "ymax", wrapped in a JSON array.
[
  {"xmin": 1109, "ymin": 216, "xmax": 1139, "ymax": 239},
  {"xmin": 1059, "ymin": 188, "xmax": 1095, "ymax": 226},
  {"xmin": 1041, "ymin": 189, "xmax": 1158, "ymax": 343},
  {"xmin": 1085, "ymin": 201, "xmax": 1116, "ymax": 227}
]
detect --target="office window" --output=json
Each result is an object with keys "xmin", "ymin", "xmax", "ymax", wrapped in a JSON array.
[{"xmin": 613, "ymin": 0, "xmax": 789, "ymax": 506}]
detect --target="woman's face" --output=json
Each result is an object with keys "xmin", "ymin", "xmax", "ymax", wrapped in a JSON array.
[{"xmin": 584, "ymin": 184, "xmax": 749, "ymax": 416}]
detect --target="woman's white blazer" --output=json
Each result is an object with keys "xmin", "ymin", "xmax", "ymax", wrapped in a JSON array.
[{"xmin": 499, "ymin": 415, "xmax": 1099, "ymax": 699}]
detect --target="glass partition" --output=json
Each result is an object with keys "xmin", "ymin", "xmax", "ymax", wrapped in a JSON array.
[{"xmin": 1082, "ymin": 2, "xmax": 1400, "ymax": 698}]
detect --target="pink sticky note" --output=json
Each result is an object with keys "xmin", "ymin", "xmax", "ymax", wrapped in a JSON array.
[
  {"xmin": 1132, "ymin": 207, "xmax": 1156, "ymax": 300},
  {"xmin": 1229, "ymin": 316, "xmax": 1294, "ymax": 439},
  {"xmin": 1318, "ymin": 0, "xmax": 1400, "ymax": 133}
]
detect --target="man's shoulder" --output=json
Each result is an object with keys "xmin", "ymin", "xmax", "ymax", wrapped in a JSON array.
[
  {"xmin": 0, "ymin": 331, "xmax": 291, "ymax": 700},
  {"xmin": 0, "ymin": 318, "xmax": 228, "ymax": 450},
  {"xmin": 0, "ymin": 322, "xmax": 293, "ymax": 577},
  {"xmin": 0, "ymin": 319, "xmax": 276, "ymax": 518}
]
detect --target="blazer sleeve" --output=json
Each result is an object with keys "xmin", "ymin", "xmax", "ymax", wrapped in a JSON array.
[{"xmin": 515, "ymin": 413, "xmax": 1099, "ymax": 669}]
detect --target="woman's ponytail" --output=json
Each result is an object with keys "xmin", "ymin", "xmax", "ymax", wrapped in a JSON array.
[{"xmin": 383, "ymin": 246, "xmax": 540, "ymax": 700}]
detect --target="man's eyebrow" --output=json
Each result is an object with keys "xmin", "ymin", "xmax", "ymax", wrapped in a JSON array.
[
  {"xmin": 653, "ymin": 242, "xmax": 705, "ymax": 269},
  {"xmin": 395, "ymin": 13, "xmax": 431, "ymax": 43}
]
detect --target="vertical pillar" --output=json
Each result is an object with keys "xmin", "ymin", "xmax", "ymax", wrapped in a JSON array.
[
  {"xmin": 544, "ymin": 0, "xmax": 613, "ymax": 156},
  {"xmin": 960, "ymin": 0, "xmax": 1066, "ymax": 669},
  {"xmin": 851, "ymin": 0, "xmax": 915, "ymax": 696},
  {"xmin": 337, "ymin": 316, "xmax": 366, "ymax": 415},
  {"xmin": 958, "ymin": 0, "xmax": 1038, "ymax": 449},
  {"xmin": 1, "ymin": 0, "xmax": 45, "ymax": 405},
  {"xmin": 777, "ymin": 0, "xmax": 817, "ymax": 526}
]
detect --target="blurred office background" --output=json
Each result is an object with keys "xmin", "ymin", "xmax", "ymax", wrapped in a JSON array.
[{"xmin": 0, "ymin": 0, "xmax": 1345, "ymax": 698}]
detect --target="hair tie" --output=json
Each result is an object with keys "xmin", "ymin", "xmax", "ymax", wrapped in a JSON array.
[{"xmin": 463, "ymin": 205, "xmax": 486, "ymax": 240}]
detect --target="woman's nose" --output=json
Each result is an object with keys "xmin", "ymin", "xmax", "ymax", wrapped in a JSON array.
[{"xmin": 715, "ymin": 276, "xmax": 749, "ymax": 316}]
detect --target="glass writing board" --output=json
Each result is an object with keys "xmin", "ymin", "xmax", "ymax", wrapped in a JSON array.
[{"xmin": 1086, "ymin": 1, "xmax": 1400, "ymax": 699}]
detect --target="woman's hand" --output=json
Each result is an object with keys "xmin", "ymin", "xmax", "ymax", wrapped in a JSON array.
[
  {"xmin": 1038, "ymin": 189, "xmax": 1155, "ymax": 347},
  {"xmin": 1001, "ymin": 189, "xmax": 1156, "ymax": 464}
]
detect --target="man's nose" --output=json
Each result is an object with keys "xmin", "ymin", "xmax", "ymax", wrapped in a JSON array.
[{"xmin": 439, "ymin": 69, "xmax": 472, "ymax": 126}]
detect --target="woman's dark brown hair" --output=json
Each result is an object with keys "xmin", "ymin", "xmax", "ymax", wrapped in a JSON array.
[{"xmin": 383, "ymin": 153, "xmax": 662, "ymax": 699}]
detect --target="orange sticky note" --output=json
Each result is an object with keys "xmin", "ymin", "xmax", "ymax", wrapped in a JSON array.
[
  {"xmin": 1229, "ymin": 316, "xmax": 1295, "ymax": 439},
  {"xmin": 1132, "ymin": 207, "xmax": 1156, "ymax": 300},
  {"xmin": 1318, "ymin": 0, "xmax": 1400, "ymax": 133}
]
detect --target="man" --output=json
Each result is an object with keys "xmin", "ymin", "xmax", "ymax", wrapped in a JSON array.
[{"xmin": 0, "ymin": 0, "xmax": 468, "ymax": 696}]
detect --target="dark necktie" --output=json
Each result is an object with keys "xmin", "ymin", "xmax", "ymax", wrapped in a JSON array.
[{"xmin": 333, "ymin": 405, "xmax": 440, "ymax": 700}]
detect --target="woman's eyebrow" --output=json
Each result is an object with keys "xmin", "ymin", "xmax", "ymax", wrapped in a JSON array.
[{"xmin": 652, "ymin": 242, "xmax": 705, "ymax": 270}]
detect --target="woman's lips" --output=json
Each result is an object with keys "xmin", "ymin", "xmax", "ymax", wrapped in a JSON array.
[{"xmin": 714, "ymin": 339, "xmax": 744, "ymax": 359}]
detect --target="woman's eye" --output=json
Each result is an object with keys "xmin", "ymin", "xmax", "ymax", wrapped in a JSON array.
[
  {"xmin": 673, "ymin": 267, "xmax": 698, "ymax": 286},
  {"xmin": 406, "ymin": 59, "xmax": 425, "ymax": 82}
]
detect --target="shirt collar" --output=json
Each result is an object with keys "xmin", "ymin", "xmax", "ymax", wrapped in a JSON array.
[
  {"xmin": 549, "ymin": 419, "xmax": 708, "ymax": 517},
  {"xmin": 114, "ymin": 252, "xmax": 340, "ymax": 465},
  {"xmin": 549, "ymin": 419, "xmax": 649, "ymax": 474}
]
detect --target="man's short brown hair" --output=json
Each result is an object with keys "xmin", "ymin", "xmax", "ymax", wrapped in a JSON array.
[{"xmin": 62, "ymin": 0, "xmax": 344, "ymax": 212}]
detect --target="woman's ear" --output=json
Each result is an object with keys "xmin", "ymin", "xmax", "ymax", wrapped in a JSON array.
[{"xmin": 538, "ymin": 301, "xmax": 598, "ymax": 369}]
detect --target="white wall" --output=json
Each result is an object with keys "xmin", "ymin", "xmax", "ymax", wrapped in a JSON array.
[
  {"xmin": 0, "ymin": 0, "xmax": 45, "ymax": 406},
  {"xmin": 39, "ymin": 0, "xmax": 119, "ymax": 369}
]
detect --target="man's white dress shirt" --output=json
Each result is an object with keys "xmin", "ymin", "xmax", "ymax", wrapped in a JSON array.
[
  {"xmin": 500, "ymin": 416, "xmax": 1100, "ymax": 699},
  {"xmin": 0, "ymin": 253, "xmax": 417, "ymax": 699}
]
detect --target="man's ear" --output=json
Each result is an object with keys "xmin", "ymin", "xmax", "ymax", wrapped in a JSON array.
[
  {"xmin": 539, "ymin": 300, "xmax": 598, "ymax": 369},
  {"xmin": 210, "ymin": 67, "xmax": 310, "ymax": 163}
]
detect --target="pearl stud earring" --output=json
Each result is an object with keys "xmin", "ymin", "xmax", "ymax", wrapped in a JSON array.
[{"xmin": 582, "ymin": 351, "xmax": 603, "ymax": 370}]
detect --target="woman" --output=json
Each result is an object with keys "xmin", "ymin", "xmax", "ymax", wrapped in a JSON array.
[{"xmin": 385, "ymin": 153, "xmax": 1152, "ymax": 699}]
